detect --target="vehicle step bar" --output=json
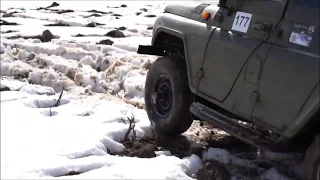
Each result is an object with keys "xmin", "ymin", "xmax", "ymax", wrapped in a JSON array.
[{"xmin": 190, "ymin": 102, "xmax": 300, "ymax": 153}]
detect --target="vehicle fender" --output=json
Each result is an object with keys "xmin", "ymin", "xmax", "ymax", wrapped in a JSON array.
[{"xmin": 151, "ymin": 13, "xmax": 217, "ymax": 94}]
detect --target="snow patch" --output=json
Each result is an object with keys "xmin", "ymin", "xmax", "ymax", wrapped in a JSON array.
[{"xmin": 23, "ymin": 96, "xmax": 70, "ymax": 108}]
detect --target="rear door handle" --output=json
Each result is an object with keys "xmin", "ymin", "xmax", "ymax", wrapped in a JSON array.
[{"xmin": 254, "ymin": 22, "xmax": 272, "ymax": 33}]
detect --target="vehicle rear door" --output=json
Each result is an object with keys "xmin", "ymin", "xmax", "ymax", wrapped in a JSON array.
[
  {"xmin": 198, "ymin": 0, "xmax": 288, "ymax": 102},
  {"xmin": 252, "ymin": 0, "xmax": 320, "ymax": 132}
]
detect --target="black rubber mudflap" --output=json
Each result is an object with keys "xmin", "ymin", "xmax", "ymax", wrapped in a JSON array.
[
  {"xmin": 137, "ymin": 45, "xmax": 167, "ymax": 56},
  {"xmin": 190, "ymin": 102, "xmax": 299, "ymax": 153}
]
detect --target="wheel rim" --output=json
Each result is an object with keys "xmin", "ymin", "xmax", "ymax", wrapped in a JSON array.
[{"xmin": 151, "ymin": 74, "xmax": 173, "ymax": 117}]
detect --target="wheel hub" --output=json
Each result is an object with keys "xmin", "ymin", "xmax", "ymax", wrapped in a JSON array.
[{"xmin": 152, "ymin": 76, "xmax": 173, "ymax": 117}]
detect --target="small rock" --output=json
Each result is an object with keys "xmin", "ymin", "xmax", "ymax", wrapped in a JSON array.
[
  {"xmin": 0, "ymin": 86, "xmax": 11, "ymax": 91},
  {"xmin": 97, "ymin": 39, "xmax": 114, "ymax": 45},
  {"xmin": 128, "ymin": 29, "xmax": 138, "ymax": 33},
  {"xmin": 107, "ymin": 6, "xmax": 119, "ymax": 8},
  {"xmin": 2, "ymin": 11, "xmax": 18, "ymax": 18},
  {"xmin": 115, "ymin": 17, "xmax": 120, "ymax": 19},
  {"xmin": 120, "ymin": 4, "xmax": 127, "ymax": 7},
  {"xmin": 140, "ymin": 8, "xmax": 148, "ymax": 12},
  {"xmin": 105, "ymin": 30, "xmax": 125, "ymax": 38},
  {"xmin": 147, "ymin": 26, "xmax": 153, "ymax": 30},
  {"xmin": 85, "ymin": 22, "xmax": 97, "ymax": 27},
  {"xmin": 41, "ymin": 30, "xmax": 54, "ymax": 42},
  {"xmin": 0, "ymin": 20, "xmax": 19, "ymax": 26},
  {"xmin": 86, "ymin": 22, "xmax": 104, "ymax": 27},
  {"xmin": 48, "ymin": 2, "xmax": 60, "ymax": 8},
  {"xmin": 136, "ymin": 12, "xmax": 142, "ymax": 16},
  {"xmin": 36, "ymin": 2, "xmax": 59, "ymax": 10},
  {"xmin": 58, "ymin": 171, "xmax": 81, "ymax": 177},
  {"xmin": 87, "ymin": 9, "xmax": 109, "ymax": 14},
  {"xmin": 44, "ymin": 22, "xmax": 70, "ymax": 27},
  {"xmin": 84, "ymin": 13, "xmax": 102, "ymax": 18},
  {"xmin": 55, "ymin": 9, "xmax": 74, "ymax": 14},
  {"xmin": 144, "ymin": 14, "xmax": 156, "ymax": 18},
  {"xmin": 1, "ymin": 30, "xmax": 17, "ymax": 34},
  {"xmin": 117, "ymin": 26, "xmax": 126, "ymax": 30},
  {"xmin": 7, "ymin": 35, "xmax": 23, "ymax": 40},
  {"xmin": 112, "ymin": 13, "xmax": 122, "ymax": 17},
  {"xmin": 75, "ymin": 33, "xmax": 85, "ymax": 37}
]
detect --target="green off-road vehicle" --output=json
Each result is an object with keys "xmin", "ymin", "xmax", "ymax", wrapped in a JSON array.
[{"xmin": 137, "ymin": 0, "xmax": 319, "ymax": 179}]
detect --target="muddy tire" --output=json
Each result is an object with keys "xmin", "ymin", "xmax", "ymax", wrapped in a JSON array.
[
  {"xmin": 302, "ymin": 134, "xmax": 320, "ymax": 180},
  {"xmin": 144, "ymin": 56, "xmax": 193, "ymax": 136}
]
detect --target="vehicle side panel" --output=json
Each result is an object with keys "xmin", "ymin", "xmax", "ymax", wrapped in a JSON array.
[
  {"xmin": 252, "ymin": 46, "xmax": 320, "ymax": 132},
  {"xmin": 198, "ymin": 30, "xmax": 263, "ymax": 102},
  {"xmin": 253, "ymin": 0, "xmax": 320, "ymax": 136},
  {"xmin": 198, "ymin": 0, "xmax": 288, "ymax": 102}
]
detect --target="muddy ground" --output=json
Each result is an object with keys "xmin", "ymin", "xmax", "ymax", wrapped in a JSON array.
[{"xmin": 111, "ymin": 121, "xmax": 303, "ymax": 180}]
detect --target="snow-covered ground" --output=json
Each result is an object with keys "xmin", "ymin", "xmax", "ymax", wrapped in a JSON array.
[{"xmin": 1, "ymin": 1, "xmax": 303, "ymax": 179}]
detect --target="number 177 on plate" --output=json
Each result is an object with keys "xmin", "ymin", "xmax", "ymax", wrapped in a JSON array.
[{"xmin": 231, "ymin": 11, "xmax": 253, "ymax": 33}]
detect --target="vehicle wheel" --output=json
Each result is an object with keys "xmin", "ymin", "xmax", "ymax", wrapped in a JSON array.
[
  {"xmin": 302, "ymin": 134, "xmax": 320, "ymax": 180},
  {"xmin": 144, "ymin": 56, "xmax": 194, "ymax": 136}
]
